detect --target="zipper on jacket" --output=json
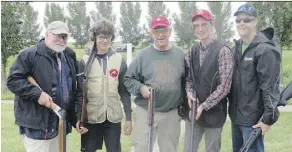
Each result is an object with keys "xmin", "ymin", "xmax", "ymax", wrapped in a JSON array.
[
  {"xmin": 105, "ymin": 57, "xmax": 108, "ymax": 119},
  {"xmin": 234, "ymin": 42, "xmax": 241, "ymax": 120},
  {"xmin": 44, "ymin": 129, "xmax": 48, "ymax": 139},
  {"xmin": 270, "ymin": 76, "xmax": 280, "ymax": 120},
  {"xmin": 101, "ymin": 58, "xmax": 107, "ymax": 120}
]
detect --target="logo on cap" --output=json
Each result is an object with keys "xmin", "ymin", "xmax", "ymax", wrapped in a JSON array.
[
  {"xmin": 151, "ymin": 16, "xmax": 169, "ymax": 29},
  {"xmin": 192, "ymin": 9, "xmax": 212, "ymax": 21},
  {"xmin": 239, "ymin": 5, "xmax": 254, "ymax": 12},
  {"xmin": 197, "ymin": 10, "xmax": 204, "ymax": 15},
  {"xmin": 234, "ymin": 4, "xmax": 257, "ymax": 17}
]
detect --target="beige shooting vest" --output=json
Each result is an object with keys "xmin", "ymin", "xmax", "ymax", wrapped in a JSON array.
[{"xmin": 82, "ymin": 52, "xmax": 123, "ymax": 123}]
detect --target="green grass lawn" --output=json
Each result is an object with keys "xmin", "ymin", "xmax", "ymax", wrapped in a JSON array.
[
  {"xmin": 2, "ymin": 103, "xmax": 292, "ymax": 152},
  {"xmin": 1, "ymin": 103, "xmax": 132, "ymax": 152},
  {"xmin": 282, "ymin": 50, "xmax": 292, "ymax": 87},
  {"xmin": 177, "ymin": 111, "xmax": 292, "ymax": 152}
]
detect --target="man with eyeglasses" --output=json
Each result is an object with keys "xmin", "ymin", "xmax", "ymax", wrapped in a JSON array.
[
  {"xmin": 183, "ymin": 9, "xmax": 234, "ymax": 152},
  {"xmin": 76, "ymin": 19, "xmax": 132, "ymax": 152},
  {"xmin": 229, "ymin": 4, "xmax": 281, "ymax": 152},
  {"xmin": 7, "ymin": 21, "xmax": 81, "ymax": 152},
  {"xmin": 124, "ymin": 16, "xmax": 185, "ymax": 152}
]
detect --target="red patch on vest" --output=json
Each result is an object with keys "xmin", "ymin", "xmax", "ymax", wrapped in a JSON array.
[{"xmin": 109, "ymin": 69, "xmax": 119, "ymax": 78}]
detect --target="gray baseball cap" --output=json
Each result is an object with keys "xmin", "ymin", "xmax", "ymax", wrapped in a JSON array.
[{"xmin": 47, "ymin": 21, "xmax": 70, "ymax": 35}]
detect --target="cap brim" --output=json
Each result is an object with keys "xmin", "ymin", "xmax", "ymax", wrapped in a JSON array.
[
  {"xmin": 49, "ymin": 29, "xmax": 69, "ymax": 35},
  {"xmin": 192, "ymin": 15, "xmax": 211, "ymax": 21},
  {"xmin": 234, "ymin": 11, "xmax": 256, "ymax": 17},
  {"xmin": 151, "ymin": 24, "xmax": 169, "ymax": 29}
]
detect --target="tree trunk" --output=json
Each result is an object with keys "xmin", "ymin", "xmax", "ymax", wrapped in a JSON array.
[
  {"xmin": 1, "ymin": 59, "xmax": 8, "ymax": 92},
  {"xmin": 279, "ymin": 44, "xmax": 284, "ymax": 91}
]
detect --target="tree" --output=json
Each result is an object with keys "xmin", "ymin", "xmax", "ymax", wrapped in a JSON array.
[
  {"xmin": 90, "ymin": 2, "xmax": 116, "ymax": 24},
  {"xmin": 1, "ymin": 2, "xmax": 28, "ymax": 89},
  {"xmin": 22, "ymin": 3, "xmax": 41, "ymax": 45},
  {"xmin": 44, "ymin": 3, "xmax": 66, "ymax": 27},
  {"xmin": 173, "ymin": 2, "xmax": 198, "ymax": 49},
  {"xmin": 67, "ymin": 2, "xmax": 90, "ymax": 48},
  {"xmin": 141, "ymin": 2, "xmax": 171, "ymax": 47},
  {"xmin": 207, "ymin": 2, "xmax": 234, "ymax": 44},
  {"xmin": 248, "ymin": 2, "xmax": 272, "ymax": 31},
  {"xmin": 248, "ymin": 2, "xmax": 292, "ymax": 90},
  {"xmin": 250, "ymin": 2, "xmax": 292, "ymax": 48},
  {"xmin": 119, "ymin": 2, "xmax": 143, "ymax": 46}
]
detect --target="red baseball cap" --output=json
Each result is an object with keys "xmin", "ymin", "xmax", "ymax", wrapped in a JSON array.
[
  {"xmin": 192, "ymin": 9, "xmax": 212, "ymax": 21},
  {"xmin": 151, "ymin": 16, "xmax": 170, "ymax": 29}
]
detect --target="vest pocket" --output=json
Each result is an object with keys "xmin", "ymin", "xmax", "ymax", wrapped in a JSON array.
[
  {"xmin": 106, "ymin": 97, "xmax": 123, "ymax": 123},
  {"xmin": 86, "ymin": 97, "xmax": 104, "ymax": 123}
]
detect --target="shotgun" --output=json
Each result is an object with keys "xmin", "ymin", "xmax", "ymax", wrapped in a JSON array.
[
  {"xmin": 27, "ymin": 76, "xmax": 67, "ymax": 152},
  {"xmin": 79, "ymin": 41, "xmax": 97, "ymax": 128},
  {"xmin": 147, "ymin": 88, "xmax": 155, "ymax": 152},
  {"xmin": 190, "ymin": 95, "xmax": 197, "ymax": 152}
]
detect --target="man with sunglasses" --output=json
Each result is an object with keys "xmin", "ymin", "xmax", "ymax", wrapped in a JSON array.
[
  {"xmin": 76, "ymin": 19, "xmax": 132, "ymax": 152},
  {"xmin": 229, "ymin": 4, "xmax": 281, "ymax": 152},
  {"xmin": 7, "ymin": 21, "xmax": 81, "ymax": 152},
  {"xmin": 183, "ymin": 9, "xmax": 234, "ymax": 152},
  {"xmin": 124, "ymin": 16, "xmax": 185, "ymax": 152}
]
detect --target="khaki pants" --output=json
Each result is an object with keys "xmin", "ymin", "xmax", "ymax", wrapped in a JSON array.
[
  {"xmin": 133, "ymin": 105, "xmax": 182, "ymax": 152},
  {"xmin": 23, "ymin": 134, "xmax": 69, "ymax": 152}
]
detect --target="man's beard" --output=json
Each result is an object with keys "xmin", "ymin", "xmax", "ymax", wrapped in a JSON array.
[{"xmin": 47, "ymin": 44, "xmax": 66, "ymax": 53}]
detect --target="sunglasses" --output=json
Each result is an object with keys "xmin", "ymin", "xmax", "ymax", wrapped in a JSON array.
[{"xmin": 235, "ymin": 18, "xmax": 255, "ymax": 23}]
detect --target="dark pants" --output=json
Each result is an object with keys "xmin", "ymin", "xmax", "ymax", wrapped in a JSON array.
[
  {"xmin": 81, "ymin": 120, "xmax": 121, "ymax": 152},
  {"xmin": 231, "ymin": 123, "xmax": 264, "ymax": 152}
]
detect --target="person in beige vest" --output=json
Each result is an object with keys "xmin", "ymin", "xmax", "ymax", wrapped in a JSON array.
[{"xmin": 75, "ymin": 19, "xmax": 132, "ymax": 152}]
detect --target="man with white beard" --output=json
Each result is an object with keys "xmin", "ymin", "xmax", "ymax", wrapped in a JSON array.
[{"xmin": 7, "ymin": 21, "xmax": 82, "ymax": 152}]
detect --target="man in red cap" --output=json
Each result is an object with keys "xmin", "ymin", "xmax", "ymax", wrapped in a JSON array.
[
  {"xmin": 183, "ymin": 9, "xmax": 234, "ymax": 152},
  {"xmin": 124, "ymin": 16, "xmax": 186, "ymax": 152}
]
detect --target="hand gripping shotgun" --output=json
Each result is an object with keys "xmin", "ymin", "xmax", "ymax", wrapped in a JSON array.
[
  {"xmin": 27, "ymin": 76, "xmax": 67, "ymax": 152},
  {"xmin": 147, "ymin": 88, "xmax": 155, "ymax": 152}
]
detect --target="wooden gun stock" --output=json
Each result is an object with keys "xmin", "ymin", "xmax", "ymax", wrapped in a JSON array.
[
  {"xmin": 58, "ymin": 112, "xmax": 66, "ymax": 152},
  {"xmin": 27, "ymin": 76, "xmax": 66, "ymax": 152}
]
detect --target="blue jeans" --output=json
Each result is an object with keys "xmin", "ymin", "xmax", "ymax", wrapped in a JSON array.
[{"xmin": 231, "ymin": 123, "xmax": 264, "ymax": 152}]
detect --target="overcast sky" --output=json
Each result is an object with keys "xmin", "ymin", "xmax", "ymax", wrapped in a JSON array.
[{"xmin": 31, "ymin": 1, "xmax": 246, "ymax": 42}]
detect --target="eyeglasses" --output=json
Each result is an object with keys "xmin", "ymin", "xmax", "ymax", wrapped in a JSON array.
[
  {"xmin": 235, "ymin": 18, "xmax": 255, "ymax": 23},
  {"xmin": 96, "ymin": 34, "xmax": 112, "ymax": 40},
  {"xmin": 51, "ymin": 33, "xmax": 68, "ymax": 40},
  {"xmin": 152, "ymin": 28, "xmax": 169, "ymax": 35},
  {"xmin": 192, "ymin": 22, "xmax": 210, "ymax": 30}
]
